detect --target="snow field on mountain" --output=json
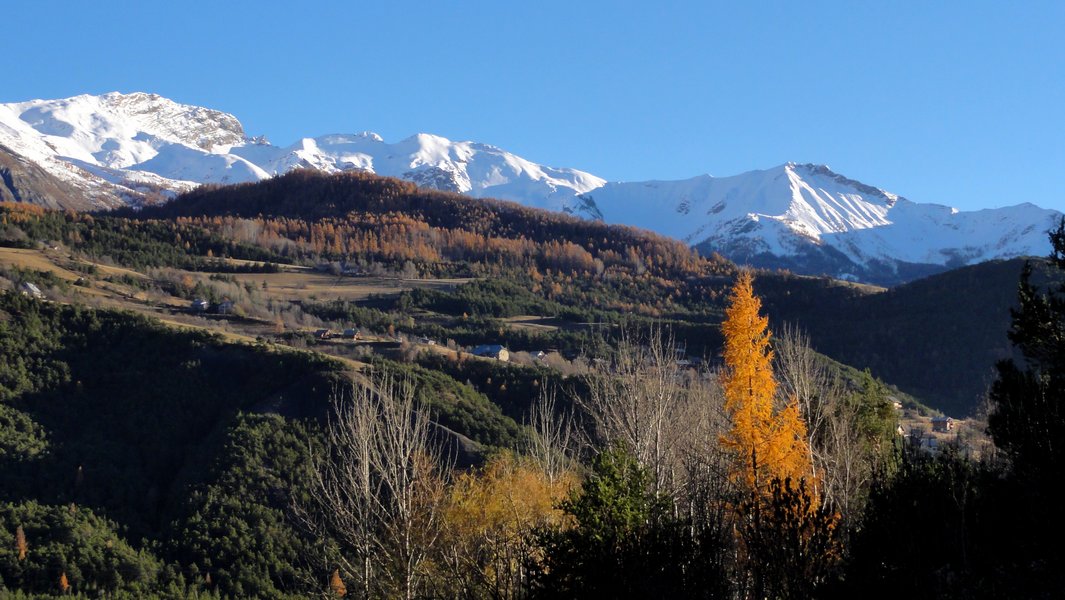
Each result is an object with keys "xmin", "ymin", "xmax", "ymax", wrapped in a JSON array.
[{"xmin": 1, "ymin": 91, "xmax": 1060, "ymax": 281}]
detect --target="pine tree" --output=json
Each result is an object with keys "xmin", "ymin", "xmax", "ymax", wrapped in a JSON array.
[
  {"xmin": 985, "ymin": 217, "xmax": 1065, "ymax": 584},
  {"xmin": 988, "ymin": 218, "xmax": 1065, "ymax": 477},
  {"xmin": 720, "ymin": 271, "xmax": 811, "ymax": 493}
]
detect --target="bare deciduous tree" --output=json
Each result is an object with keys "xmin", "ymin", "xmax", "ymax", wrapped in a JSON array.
[
  {"xmin": 774, "ymin": 324, "xmax": 877, "ymax": 521},
  {"xmin": 678, "ymin": 369, "xmax": 735, "ymax": 528},
  {"xmin": 775, "ymin": 323, "xmax": 832, "ymax": 488},
  {"xmin": 578, "ymin": 326, "xmax": 702, "ymax": 497},
  {"xmin": 525, "ymin": 381, "xmax": 575, "ymax": 484},
  {"xmin": 300, "ymin": 371, "xmax": 447, "ymax": 600},
  {"xmin": 818, "ymin": 392, "xmax": 872, "ymax": 523}
]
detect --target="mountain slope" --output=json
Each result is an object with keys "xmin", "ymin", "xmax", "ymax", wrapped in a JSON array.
[
  {"xmin": 0, "ymin": 144, "xmax": 98, "ymax": 210},
  {"xmin": 579, "ymin": 163, "xmax": 1061, "ymax": 285},
  {"xmin": 130, "ymin": 168, "xmax": 1035, "ymax": 416},
  {"xmin": 2, "ymin": 92, "xmax": 1060, "ymax": 285},
  {"xmin": 757, "ymin": 258, "xmax": 1065, "ymax": 416},
  {"xmin": 5, "ymin": 167, "xmax": 1036, "ymax": 418}
]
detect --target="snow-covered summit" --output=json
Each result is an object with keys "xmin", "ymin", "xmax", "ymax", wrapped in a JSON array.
[
  {"xmin": 0, "ymin": 92, "xmax": 1060, "ymax": 285},
  {"xmin": 568, "ymin": 162, "xmax": 1060, "ymax": 284},
  {"xmin": 0, "ymin": 92, "xmax": 604, "ymax": 209},
  {"xmin": 569, "ymin": 163, "xmax": 898, "ymax": 243},
  {"xmin": 8, "ymin": 92, "xmax": 245, "ymax": 165}
]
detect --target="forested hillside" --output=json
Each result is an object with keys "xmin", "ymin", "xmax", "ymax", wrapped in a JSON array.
[
  {"xmin": 0, "ymin": 293, "xmax": 531, "ymax": 597},
  {"xmin": 759, "ymin": 259, "xmax": 1065, "ymax": 416},
  {"xmin": 0, "ymin": 293, "xmax": 336, "ymax": 596},
  {"xmin": 4, "ymin": 170, "xmax": 1064, "ymax": 597},
  {"xmin": 4, "ymin": 169, "xmax": 1044, "ymax": 417},
  {"xmin": 117, "ymin": 169, "xmax": 1044, "ymax": 416}
]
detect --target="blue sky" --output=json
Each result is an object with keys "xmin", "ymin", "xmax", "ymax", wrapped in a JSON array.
[{"xmin": 3, "ymin": 1, "xmax": 1063, "ymax": 211}]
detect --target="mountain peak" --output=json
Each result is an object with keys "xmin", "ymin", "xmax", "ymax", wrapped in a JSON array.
[
  {"xmin": 786, "ymin": 162, "xmax": 901, "ymax": 207},
  {"xmin": 0, "ymin": 91, "xmax": 1059, "ymax": 285},
  {"xmin": 99, "ymin": 91, "xmax": 246, "ymax": 150},
  {"xmin": 5, "ymin": 91, "xmax": 246, "ymax": 157}
]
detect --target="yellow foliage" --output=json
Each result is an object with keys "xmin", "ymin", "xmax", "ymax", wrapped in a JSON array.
[
  {"xmin": 443, "ymin": 452, "xmax": 576, "ymax": 596},
  {"xmin": 720, "ymin": 272, "xmax": 811, "ymax": 493},
  {"xmin": 447, "ymin": 452, "xmax": 575, "ymax": 539}
]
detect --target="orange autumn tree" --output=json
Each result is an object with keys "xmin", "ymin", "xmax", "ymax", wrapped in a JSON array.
[
  {"xmin": 329, "ymin": 569, "xmax": 347, "ymax": 597},
  {"xmin": 720, "ymin": 271, "xmax": 811, "ymax": 494},
  {"xmin": 15, "ymin": 525, "xmax": 27, "ymax": 561}
]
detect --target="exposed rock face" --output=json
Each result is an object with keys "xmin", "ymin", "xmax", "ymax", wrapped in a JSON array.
[
  {"xmin": 0, "ymin": 144, "xmax": 104, "ymax": 211},
  {"xmin": 402, "ymin": 166, "xmax": 463, "ymax": 193},
  {"xmin": 100, "ymin": 92, "xmax": 246, "ymax": 151}
]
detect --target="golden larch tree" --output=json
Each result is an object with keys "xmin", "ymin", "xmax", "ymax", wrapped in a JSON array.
[
  {"xmin": 720, "ymin": 271, "xmax": 811, "ymax": 493},
  {"xmin": 329, "ymin": 569, "xmax": 347, "ymax": 597}
]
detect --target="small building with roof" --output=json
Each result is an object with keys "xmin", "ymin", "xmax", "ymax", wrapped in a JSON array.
[
  {"xmin": 470, "ymin": 344, "xmax": 509, "ymax": 362},
  {"xmin": 932, "ymin": 416, "xmax": 955, "ymax": 433},
  {"xmin": 18, "ymin": 282, "xmax": 44, "ymax": 299}
]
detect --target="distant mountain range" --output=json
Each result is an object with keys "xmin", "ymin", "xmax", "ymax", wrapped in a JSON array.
[{"xmin": 1, "ymin": 91, "xmax": 1060, "ymax": 285}]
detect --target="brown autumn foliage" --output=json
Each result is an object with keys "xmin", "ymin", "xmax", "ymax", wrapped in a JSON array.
[
  {"xmin": 329, "ymin": 568, "xmax": 347, "ymax": 597},
  {"xmin": 3, "ymin": 179, "xmax": 737, "ymax": 320},
  {"xmin": 15, "ymin": 525, "xmax": 27, "ymax": 561},
  {"xmin": 129, "ymin": 169, "xmax": 724, "ymax": 280}
]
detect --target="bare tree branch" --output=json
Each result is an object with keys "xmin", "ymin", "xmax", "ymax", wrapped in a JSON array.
[
  {"xmin": 298, "ymin": 371, "xmax": 448, "ymax": 600},
  {"xmin": 525, "ymin": 380, "xmax": 575, "ymax": 484}
]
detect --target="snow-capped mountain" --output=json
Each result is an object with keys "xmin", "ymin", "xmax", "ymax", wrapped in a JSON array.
[
  {"xmin": 0, "ymin": 92, "xmax": 258, "ymax": 207},
  {"xmin": 573, "ymin": 163, "xmax": 1063, "ymax": 284},
  {"xmin": 0, "ymin": 92, "xmax": 603, "ymax": 211},
  {"xmin": 1, "ymin": 92, "xmax": 1060, "ymax": 285}
]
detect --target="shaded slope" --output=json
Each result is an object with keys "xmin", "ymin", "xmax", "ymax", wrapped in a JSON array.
[{"xmin": 759, "ymin": 258, "xmax": 1061, "ymax": 416}]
